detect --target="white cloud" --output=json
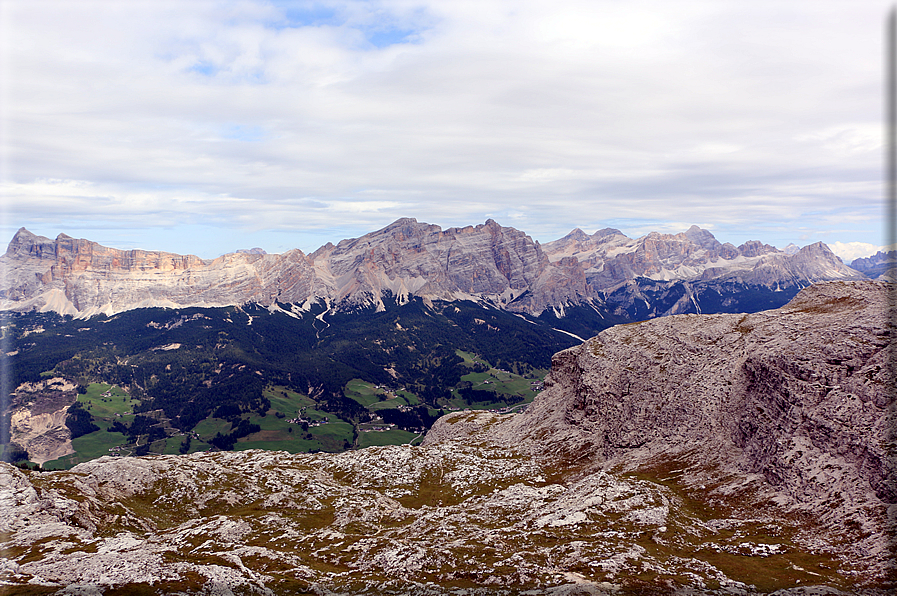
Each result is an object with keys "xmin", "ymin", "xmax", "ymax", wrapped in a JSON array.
[
  {"xmin": 0, "ymin": 0, "xmax": 890, "ymax": 257},
  {"xmin": 828, "ymin": 241, "xmax": 888, "ymax": 263},
  {"xmin": 326, "ymin": 200, "xmax": 402, "ymax": 213},
  {"xmin": 516, "ymin": 168, "xmax": 578, "ymax": 182}
]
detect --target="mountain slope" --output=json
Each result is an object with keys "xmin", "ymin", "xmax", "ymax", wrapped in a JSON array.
[
  {"xmin": 1, "ymin": 220, "xmax": 864, "ymax": 320},
  {"xmin": 851, "ymin": 250, "xmax": 897, "ymax": 279},
  {"xmin": 2, "ymin": 296, "xmax": 576, "ymax": 466},
  {"xmin": 1, "ymin": 280, "xmax": 892, "ymax": 594},
  {"xmin": 427, "ymin": 280, "xmax": 896, "ymax": 586}
]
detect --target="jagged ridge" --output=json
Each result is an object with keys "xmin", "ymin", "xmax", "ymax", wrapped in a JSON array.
[{"xmin": 0, "ymin": 219, "xmax": 863, "ymax": 319}]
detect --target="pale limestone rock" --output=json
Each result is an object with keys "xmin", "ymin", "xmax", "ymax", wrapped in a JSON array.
[{"xmin": 0, "ymin": 221, "xmax": 866, "ymax": 318}]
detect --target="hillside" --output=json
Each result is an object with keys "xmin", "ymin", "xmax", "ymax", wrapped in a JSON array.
[
  {"xmin": 428, "ymin": 279, "xmax": 896, "ymax": 591},
  {"xmin": 0, "ymin": 220, "xmax": 875, "ymax": 469},
  {"xmin": 0, "ymin": 280, "xmax": 893, "ymax": 594},
  {"xmin": 3, "ymin": 297, "xmax": 576, "ymax": 468}
]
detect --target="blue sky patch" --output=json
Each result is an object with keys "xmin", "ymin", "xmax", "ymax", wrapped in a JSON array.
[
  {"xmin": 265, "ymin": 1, "xmax": 427, "ymax": 49},
  {"xmin": 221, "ymin": 125, "xmax": 267, "ymax": 142},
  {"xmin": 366, "ymin": 26, "xmax": 417, "ymax": 48},
  {"xmin": 188, "ymin": 61, "xmax": 220, "ymax": 77},
  {"xmin": 267, "ymin": 1, "xmax": 341, "ymax": 29}
]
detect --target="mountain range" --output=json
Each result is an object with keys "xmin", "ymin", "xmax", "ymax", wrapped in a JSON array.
[
  {"xmin": 850, "ymin": 250, "xmax": 897, "ymax": 280},
  {"xmin": 0, "ymin": 219, "xmax": 876, "ymax": 472},
  {"xmin": 0, "ymin": 219, "xmax": 863, "ymax": 323},
  {"xmin": 0, "ymin": 219, "xmax": 892, "ymax": 593}
]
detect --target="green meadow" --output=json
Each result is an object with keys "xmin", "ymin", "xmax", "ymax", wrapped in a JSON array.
[
  {"xmin": 78, "ymin": 383, "xmax": 138, "ymax": 416},
  {"xmin": 43, "ymin": 421, "xmax": 129, "ymax": 470},
  {"xmin": 345, "ymin": 379, "xmax": 421, "ymax": 411},
  {"xmin": 39, "ymin": 351, "xmax": 547, "ymax": 468}
]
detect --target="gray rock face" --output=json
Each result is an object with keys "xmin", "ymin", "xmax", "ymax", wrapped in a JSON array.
[
  {"xmin": 0, "ymin": 221, "xmax": 865, "ymax": 318},
  {"xmin": 429, "ymin": 280, "xmax": 896, "ymax": 581},
  {"xmin": 539, "ymin": 226, "xmax": 858, "ymax": 294},
  {"xmin": 308, "ymin": 218, "xmax": 549, "ymax": 309},
  {"xmin": 0, "ymin": 227, "xmax": 317, "ymax": 316},
  {"xmin": 851, "ymin": 250, "xmax": 897, "ymax": 280}
]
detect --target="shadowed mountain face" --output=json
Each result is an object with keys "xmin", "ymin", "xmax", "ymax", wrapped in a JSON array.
[
  {"xmin": 1, "ymin": 281, "xmax": 893, "ymax": 594},
  {"xmin": 851, "ymin": 250, "xmax": 897, "ymax": 280},
  {"xmin": 1, "ymin": 219, "xmax": 863, "ymax": 320}
]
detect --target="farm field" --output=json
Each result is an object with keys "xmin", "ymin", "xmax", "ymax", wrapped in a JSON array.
[
  {"xmin": 77, "ymin": 383, "xmax": 138, "ymax": 416},
  {"xmin": 28, "ymin": 348, "xmax": 548, "ymax": 469}
]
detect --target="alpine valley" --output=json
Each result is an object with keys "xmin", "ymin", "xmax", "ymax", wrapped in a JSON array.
[
  {"xmin": 0, "ymin": 219, "xmax": 866, "ymax": 468},
  {"xmin": 0, "ymin": 220, "xmax": 893, "ymax": 594}
]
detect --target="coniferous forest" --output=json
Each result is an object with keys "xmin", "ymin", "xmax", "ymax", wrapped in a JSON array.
[{"xmin": 2, "ymin": 295, "xmax": 585, "ymax": 466}]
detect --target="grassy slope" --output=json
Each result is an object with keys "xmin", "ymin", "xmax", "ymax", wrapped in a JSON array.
[
  {"xmin": 443, "ymin": 349, "xmax": 545, "ymax": 410},
  {"xmin": 43, "ymin": 346, "xmax": 548, "ymax": 467}
]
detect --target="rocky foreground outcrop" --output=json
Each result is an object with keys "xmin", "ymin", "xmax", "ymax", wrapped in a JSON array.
[
  {"xmin": 428, "ymin": 279, "xmax": 897, "ymax": 591},
  {"xmin": 0, "ymin": 281, "xmax": 893, "ymax": 595}
]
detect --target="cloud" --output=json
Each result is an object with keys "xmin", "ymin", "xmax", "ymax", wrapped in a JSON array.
[
  {"xmin": 828, "ymin": 241, "xmax": 889, "ymax": 263},
  {"xmin": 0, "ymin": 0, "xmax": 889, "ymax": 257}
]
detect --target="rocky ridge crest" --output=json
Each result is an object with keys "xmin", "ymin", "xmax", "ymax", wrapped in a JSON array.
[
  {"xmin": 0, "ymin": 220, "xmax": 863, "ymax": 318},
  {"xmin": 851, "ymin": 250, "xmax": 897, "ymax": 280}
]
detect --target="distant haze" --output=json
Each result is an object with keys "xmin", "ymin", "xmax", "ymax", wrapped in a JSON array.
[{"xmin": 0, "ymin": 1, "xmax": 888, "ymax": 259}]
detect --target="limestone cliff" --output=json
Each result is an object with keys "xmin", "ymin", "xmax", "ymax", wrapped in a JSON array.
[
  {"xmin": 540, "ymin": 225, "xmax": 858, "ymax": 297},
  {"xmin": 0, "ymin": 220, "xmax": 864, "ymax": 319},
  {"xmin": 308, "ymin": 218, "xmax": 549, "ymax": 309},
  {"xmin": 0, "ymin": 228, "xmax": 316, "ymax": 316}
]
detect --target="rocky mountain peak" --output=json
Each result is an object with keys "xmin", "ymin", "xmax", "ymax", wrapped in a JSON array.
[
  {"xmin": 593, "ymin": 227, "xmax": 624, "ymax": 239},
  {"xmin": 9, "ymin": 227, "xmax": 42, "ymax": 243},
  {"xmin": 851, "ymin": 249, "xmax": 897, "ymax": 279},
  {"xmin": 0, "ymin": 221, "xmax": 870, "ymax": 318},
  {"xmin": 736, "ymin": 239, "xmax": 778, "ymax": 257},
  {"xmin": 792, "ymin": 242, "xmax": 850, "ymax": 272},
  {"xmin": 561, "ymin": 227, "xmax": 590, "ymax": 241},
  {"xmin": 309, "ymin": 241, "xmax": 336, "ymax": 261},
  {"xmin": 379, "ymin": 217, "xmax": 423, "ymax": 235},
  {"xmin": 683, "ymin": 224, "xmax": 721, "ymax": 249},
  {"xmin": 5, "ymin": 228, "xmax": 59, "ymax": 261},
  {"xmin": 391, "ymin": 216, "xmax": 418, "ymax": 225}
]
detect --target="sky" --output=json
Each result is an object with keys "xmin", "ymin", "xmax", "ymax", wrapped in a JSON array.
[{"xmin": 0, "ymin": 0, "xmax": 891, "ymax": 263}]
